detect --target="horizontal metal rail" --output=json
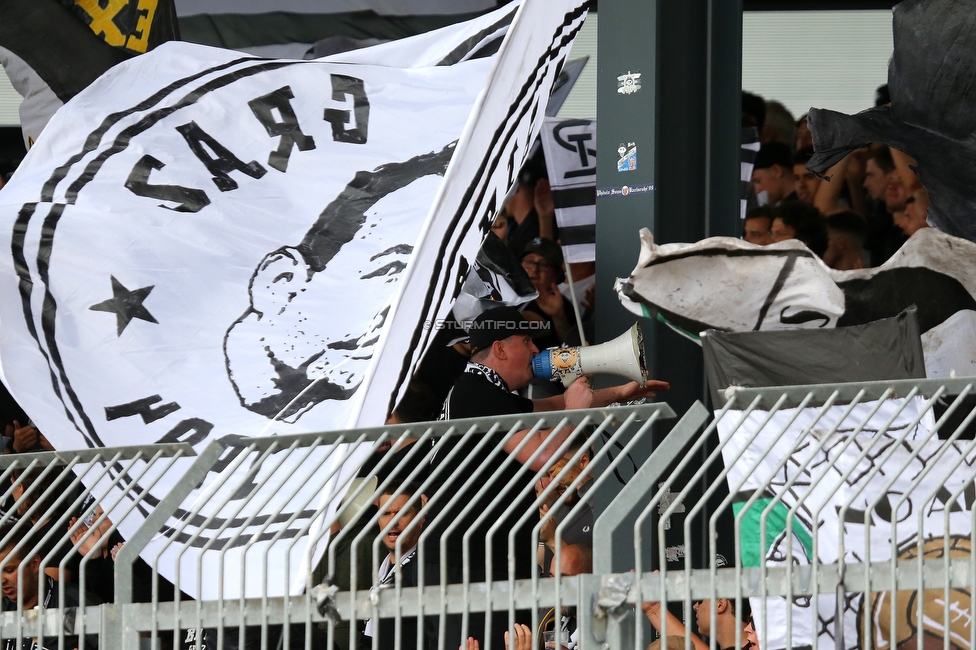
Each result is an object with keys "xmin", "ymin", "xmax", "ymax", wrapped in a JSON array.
[{"xmin": 3, "ymin": 377, "xmax": 976, "ymax": 650}]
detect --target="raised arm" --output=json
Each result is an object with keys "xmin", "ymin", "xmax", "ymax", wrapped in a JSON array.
[{"xmin": 641, "ymin": 601, "xmax": 709, "ymax": 650}]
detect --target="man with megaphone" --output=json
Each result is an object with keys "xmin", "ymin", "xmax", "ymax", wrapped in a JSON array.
[{"xmin": 429, "ymin": 305, "xmax": 667, "ymax": 644}]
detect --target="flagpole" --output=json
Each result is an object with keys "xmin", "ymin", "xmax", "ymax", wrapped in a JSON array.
[{"xmin": 564, "ymin": 262, "xmax": 587, "ymax": 346}]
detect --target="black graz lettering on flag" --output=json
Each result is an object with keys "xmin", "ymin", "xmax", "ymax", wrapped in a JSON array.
[{"xmin": 125, "ymin": 78, "xmax": 370, "ymax": 210}]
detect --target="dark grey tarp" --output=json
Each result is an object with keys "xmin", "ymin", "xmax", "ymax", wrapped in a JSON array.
[
  {"xmin": 702, "ymin": 307, "xmax": 925, "ymax": 406},
  {"xmin": 806, "ymin": 0, "xmax": 976, "ymax": 242}
]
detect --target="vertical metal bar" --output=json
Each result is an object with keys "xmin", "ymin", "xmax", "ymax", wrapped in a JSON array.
[
  {"xmin": 114, "ymin": 440, "xmax": 226, "ymax": 604},
  {"xmin": 228, "ymin": 438, "xmax": 326, "ymax": 650},
  {"xmin": 700, "ymin": 393, "xmax": 812, "ymax": 650},
  {"xmin": 364, "ymin": 432, "xmax": 444, "ymax": 650},
  {"xmin": 533, "ymin": 413, "xmax": 618, "ymax": 650},
  {"xmin": 709, "ymin": 391, "xmax": 832, "ymax": 650},
  {"xmin": 530, "ymin": 413, "xmax": 632, "ymax": 648},
  {"xmin": 551, "ymin": 412, "xmax": 658, "ymax": 650},
  {"xmin": 674, "ymin": 394, "xmax": 787, "ymax": 650},
  {"xmin": 4, "ymin": 456, "xmax": 78, "ymax": 650},
  {"xmin": 435, "ymin": 418, "xmax": 542, "ymax": 646},
  {"xmin": 641, "ymin": 396, "xmax": 761, "ymax": 645},
  {"xmin": 787, "ymin": 388, "xmax": 894, "ymax": 650},
  {"xmin": 866, "ymin": 385, "xmax": 973, "ymax": 649},
  {"xmin": 835, "ymin": 388, "xmax": 931, "ymax": 650},
  {"xmin": 749, "ymin": 389, "xmax": 859, "ymax": 650},
  {"xmin": 65, "ymin": 451, "xmax": 166, "ymax": 647},
  {"xmin": 593, "ymin": 401, "xmax": 709, "ymax": 573},
  {"xmin": 625, "ymin": 400, "xmax": 716, "ymax": 650},
  {"xmin": 201, "ymin": 439, "xmax": 295, "ymax": 650},
  {"xmin": 271, "ymin": 435, "xmax": 368, "ymax": 650}
]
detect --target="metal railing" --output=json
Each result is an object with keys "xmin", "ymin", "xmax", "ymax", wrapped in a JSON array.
[{"xmin": 0, "ymin": 379, "xmax": 974, "ymax": 650}]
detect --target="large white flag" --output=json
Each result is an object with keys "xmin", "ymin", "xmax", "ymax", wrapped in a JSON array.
[
  {"xmin": 0, "ymin": 0, "xmax": 587, "ymax": 598},
  {"xmin": 718, "ymin": 400, "xmax": 976, "ymax": 650}
]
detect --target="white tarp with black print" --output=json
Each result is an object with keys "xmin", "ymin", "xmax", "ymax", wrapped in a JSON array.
[
  {"xmin": 716, "ymin": 399, "xmax": 976, "ymax": 650},
  {"xmin": 0, "ymin": 0, "xmax": 584, "ymax": 598},
  {"xmin": 615, "ymin": 227, "xmax": 976, "ymax": 379}
]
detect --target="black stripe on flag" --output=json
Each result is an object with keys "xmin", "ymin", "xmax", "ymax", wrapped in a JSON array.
[
  {"xmin": 551, "ymin": 186, "xmax": 595, "ymax": 209},
  {"xmin": 559, "ymin": 224, "xmax": 595, "ymax": 246},
  {"xmin": 437, "ymin": 8, "xmax": 517, "ymax": 65}
]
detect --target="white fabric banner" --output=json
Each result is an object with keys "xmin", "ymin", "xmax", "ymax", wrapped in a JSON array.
[
  {"xmin": 357, "ymin": 0, "xmax": 588, "ymax": 423},
  {"xmin": 616, "ymin": 227, "xmax": 976, "ymax": 379},
  {"xmin": 0, "ymin": 0, "xmax": 587, "ymax": 599},
  {"xmin": 718, "ymin": 400, "xmax": 976, "ymax": 650},
  {"xmin": 540, "ymin": 116, "xmax": 596, "ymax": 263}
]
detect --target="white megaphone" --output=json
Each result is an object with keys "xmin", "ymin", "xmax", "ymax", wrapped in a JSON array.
[{"xmin": 531, "ymin": 323, "xmax": 647, "ymax": 387}]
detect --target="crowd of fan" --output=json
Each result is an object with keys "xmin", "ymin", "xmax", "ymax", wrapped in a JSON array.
[
  {"xmin": 742, "ymin": 88, "xmax": 929, "ymax": 270},
  {"xmin": 0, "ymin": 88, "xmax": 936, "ymax": 650}
]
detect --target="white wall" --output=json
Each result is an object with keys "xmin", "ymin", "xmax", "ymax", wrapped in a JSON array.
[
  {"xmin": 559, "ymin": 10, "xmax": 893, "ymax": 123},
  {"xmin": 0, "ymin": 67, "xmax": 19, "ymax": 127},
  {"xmin": 556, "ymin": 12, "xmax": 597, "ymax": 120},
  {"xmin": 743, "ymin": 10, "xmax": 893, "ymax": 119}
]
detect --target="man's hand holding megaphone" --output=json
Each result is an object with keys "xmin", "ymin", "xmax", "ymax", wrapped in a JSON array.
[
  {"xmin": 510, "ymin": 373, "xmax": 668, "ymax": 471},
  {"xmin": 558, "ymin": 374, "xmax": 670, "ymax": 412}
]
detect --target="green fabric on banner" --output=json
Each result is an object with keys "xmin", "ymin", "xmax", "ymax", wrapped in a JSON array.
[
  {"xmin": 180, "ymin": 11, "xmax": 485, "ymax": 49},
  {"xmin": 733, "ymin": 497, "xmax": 814, "ymax": 567}
]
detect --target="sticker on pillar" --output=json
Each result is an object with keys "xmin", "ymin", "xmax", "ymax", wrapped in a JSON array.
[
  {"xmin": 617, "ymin": 142, "xmax": 637, "ymax": 172},
  {"xmin": 617, "ymin": 71, "xmax": 642, "ymax": 95}
]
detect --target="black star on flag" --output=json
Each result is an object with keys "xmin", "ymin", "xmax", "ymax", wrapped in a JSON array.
[{"xmin": 89, "ymin": 276, "xmax": 158, "ymax": 336}]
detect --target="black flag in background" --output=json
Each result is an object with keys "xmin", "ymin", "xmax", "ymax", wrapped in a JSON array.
[{"xmin": 0, "ymin": 0, "xmax": 178, "ymax": 147}]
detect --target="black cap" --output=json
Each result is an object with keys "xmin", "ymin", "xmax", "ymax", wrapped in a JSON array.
[
  {"xmin": 468, "ymin": 306, "xmax": 546, "ymax": 354},
  {"xmin": 521, "ymin": 237, "xmax": 565, "ymax": 283},
  {"xmin": 753, "ymin": 142, "xmax": 793, "ymax": 170}
]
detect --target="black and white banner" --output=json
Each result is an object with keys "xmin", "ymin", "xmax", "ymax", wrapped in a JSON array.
[
  {"xmin": 741, "ymin": 126, "xmax": 760, "ymax": 217},
  {"xmin": 616, "ymin": 227, "xmax": 976, "ymax": 379},
  {"xmin": 0, "ymin": 0, "xmax": 587, "ymax": 599},
  {"xmin": 359, "ymin": 0, "xmax": 588, "ymax": 421},
  {"xmin": 718, "ymin": 399, "xmax": 975, "ymax": 650},
  {"xmin": 540, "ymin": 116, "xmax": 596, "ymax": 263}
]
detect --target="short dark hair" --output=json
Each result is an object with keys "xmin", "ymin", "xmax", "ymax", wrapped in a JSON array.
[
  {"xmin": 866, "ymin": 144, "xmax": 896, "ymax": 174},
  {"xmin": 742, "ymin": 91, "xmax": 766, "ymax": 128},
  {"xmin": 753, "ymin": 142, "xmax": 793, "ymax": 170},
  {"xmin": 827, "ymin": 211, "xmax": 867, "ymax": 244},
  {"xmin": 0, "ymin": 520, "xmax": 41, "ymax": 560},
  {"xmin": 390, "ymin": 381, "xmax": 439, "ymax": 424},
  {"xmin": 772, "ymin": 201, "xmax": 828, "ymax": 257},
  {"xmin": 745, "ymin": 205, "xmax": 774, "ymax": 221},
  {"xmin": 377, "ymin": 481, "xmax": 426, "ymax": 503}
]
